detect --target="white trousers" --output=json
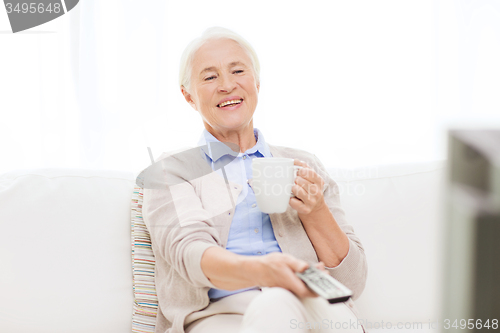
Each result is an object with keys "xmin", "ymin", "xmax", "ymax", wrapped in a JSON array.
[{"xmin": 184, "ymin": 287, "xmax": 365, "ymax": 333}]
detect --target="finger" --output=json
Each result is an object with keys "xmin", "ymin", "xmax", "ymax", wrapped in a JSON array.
[
  {"xmin": 295, "ymin": 177, "xmax": 323, "ymax": 199},
  {"xmin": 296, "ymin": 281, "xmax": 320, "ymax": 298},
  {"xmin": 290, "ymin": 197, "xmax": 316, "ymax": 216},
  {"xmin": 298, "ymin": 167, "xmax": 323, "ymax": 185},
  {"xmin": 294, "ymin": 161, "xmax": 318, "ymax": 182},
  {"xmin": 279, "ymin": 253, "xmax": 308, "ymax": 271},
  {"xmin": 285, "ymin": 259, "xmax": 320, "ymax": 298},
  {"xmin": 294, "ymin": 175, "xmax": 314, "ymax": 189},
  {"xmin": 292, "ymin": 184, "xmax": 315, "ymax": 206},
  {"xmin": 289, "ymin": 196, "xmax": 307, "ymax": 214},
  {"xmin": 300, "ymin": 287, "xmax": 319, "ymax": 298},
  {"xmin": 292, "ymin": 183, "xmax": 307, "ymax": 199},
  {"xmin": 292, "ymin": 275, "xmax": 319, "ymax": 298},
  {"xmin": 281, "ymin": 260, "xmax": 316, "ymax": 298},
  {"xmin": 289, "ymin": 196, "xmax": 304, "ymax": 207},
  {"xmin": 293, "ymin": 159, "xmax": 308, "ymax": 167},
  {"xmin": 290, "ymin": 258, "xmax": 309, "ymax": 273},
  {"xmin": 294, "ymin": 263, "xmax": 318, "ymax": 298},
  {"xmin": 315, "ymin": 262, "xmax": 327, "ymax": 272}
]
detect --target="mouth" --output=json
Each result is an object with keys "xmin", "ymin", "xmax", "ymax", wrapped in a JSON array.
[{"xmin": 217, "ymin": 99, "xmax": 243, "ymax": 108}]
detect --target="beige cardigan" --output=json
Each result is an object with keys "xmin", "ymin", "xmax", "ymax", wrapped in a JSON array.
[{"xmin": 142, "ymin": 144, "xmax": 368, "ymax": 333}]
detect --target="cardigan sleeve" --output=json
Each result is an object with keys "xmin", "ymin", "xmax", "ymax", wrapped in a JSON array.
[
  {"xmin": 141, "ymin": 152, "xmax": 221, "ymax": 289},
  {"xmin": 308, "ymin": 154, "xmax": 368, "ymax": 301}
]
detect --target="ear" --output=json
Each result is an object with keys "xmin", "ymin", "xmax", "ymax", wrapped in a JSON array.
[
  {"xmin": 181, "ymin": 86, "xmax": 198, "ymax": 111},
  {"xmin": 257, "ymin": 82, "xmax": 260, "ymax": 93}
]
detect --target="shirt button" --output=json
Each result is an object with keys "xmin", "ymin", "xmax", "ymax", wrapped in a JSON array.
[
  {"xmin": 243, "ymin": 155, "xmax": 247, "ymax": 160},
  {"xmin": 254, "ymin": 228, "xmax": 259, "ymax": 233},
  {"xmin": 257, "ymin": 251, "xmax": 262, "ymax": 255}
]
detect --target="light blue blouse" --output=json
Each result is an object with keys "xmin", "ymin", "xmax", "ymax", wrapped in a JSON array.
[{"xmin": 197, "ymin": 128, "xmax": 282, "ymax": 300}]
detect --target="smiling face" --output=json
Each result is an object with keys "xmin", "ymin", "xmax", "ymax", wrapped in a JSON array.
[{"xmin": 182, "ymin": 38, "xmax": 260, "ymax": 137}]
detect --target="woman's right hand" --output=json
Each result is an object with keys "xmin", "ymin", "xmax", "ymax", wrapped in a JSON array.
[{"xmin": 250, "ymin": 252, "xmax": 326, "ymax": 299}]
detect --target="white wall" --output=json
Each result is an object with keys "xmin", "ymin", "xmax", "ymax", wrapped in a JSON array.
[{"xmin": 1, "ymin": 0, "xmax": 499, "ymax": 174}]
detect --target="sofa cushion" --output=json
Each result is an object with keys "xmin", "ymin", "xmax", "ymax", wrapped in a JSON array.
[
  {"xmin": 0, "ymin": 168, "xmax": 135, "ymax": 333},
  {"xmin": 328, "ymin": 160, "xmax": 446, "ymax": 325}
]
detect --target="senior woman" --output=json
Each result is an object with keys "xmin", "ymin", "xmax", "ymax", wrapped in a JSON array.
[{"xmin": 141, "ymin": 27, "xmax": 367, "ymax": 333}]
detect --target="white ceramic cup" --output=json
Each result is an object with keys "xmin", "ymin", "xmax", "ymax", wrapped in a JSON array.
[{"xmin": 251, "ymin": 157, "xmax": 302, "ymax": 214}]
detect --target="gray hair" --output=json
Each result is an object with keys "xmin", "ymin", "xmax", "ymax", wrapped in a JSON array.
[{"xmin": 179, "ymin": 27, "xmax": 260, "ymax": 93}]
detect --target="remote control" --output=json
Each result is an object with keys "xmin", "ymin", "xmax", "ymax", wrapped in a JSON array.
[{"xmin": 296, "ymin": 266, "xmax": 353, "ymax": 304}]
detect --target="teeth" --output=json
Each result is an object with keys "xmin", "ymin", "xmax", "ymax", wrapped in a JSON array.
[{"xmin": 218, "ymin": 99, "xmax": 242, "ymax": 107}]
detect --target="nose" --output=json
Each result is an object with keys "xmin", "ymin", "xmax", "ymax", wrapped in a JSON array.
[{"xmin": 217, "ymin": 73, "xmax": 236, "ymax": 93}]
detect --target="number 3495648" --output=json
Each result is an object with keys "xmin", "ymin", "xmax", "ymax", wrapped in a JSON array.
[
  {"xmin": 5, "ymin": 3, "xmax": 62, "ymax": 14},
  {"xmin": 444, "ymin": 319, "xmax": 498, "ymax": 330}
]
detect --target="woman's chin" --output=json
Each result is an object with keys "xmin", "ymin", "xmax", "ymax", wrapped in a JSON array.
[
  {"xmin": 215, "ymin": 118, "xmax": 253, "ymax": 131},
  {"xmin": 221, "ymin": 124, "xmax": 248, "ymax": 132}
]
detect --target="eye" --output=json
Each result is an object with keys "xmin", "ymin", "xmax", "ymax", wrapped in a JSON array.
[
  {"xmin": 205, "ymin": 75, "xmax": 217, "ymax": 81},
  {"xmin": 233, "ymin": 70, "xmax": 244, "ymax": 74}
]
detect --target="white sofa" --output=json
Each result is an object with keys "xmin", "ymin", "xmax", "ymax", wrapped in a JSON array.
[{"xmin": 0, "ymin": 160, "xmax": 446, "ymax": 333}]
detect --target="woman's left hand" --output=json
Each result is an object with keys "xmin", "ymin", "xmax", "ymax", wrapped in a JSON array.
[{"xmin": 290, "ymin": 159, "xmax": 327, "ymax": 216}]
